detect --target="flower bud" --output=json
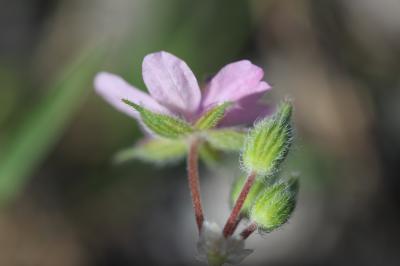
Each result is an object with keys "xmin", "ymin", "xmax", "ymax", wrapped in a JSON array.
[
  {"xmin": 241, "ymin": 101, "xmax": 293, "ymax": 177},
  {"xmin": 250, "ymin": 177, "xmax": 298, "ymax": 232}
]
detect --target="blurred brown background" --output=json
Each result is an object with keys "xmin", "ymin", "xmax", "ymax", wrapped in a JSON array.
[{"xmin": 0, "ymin": 0, "xmax": 399, "ymax": 265}]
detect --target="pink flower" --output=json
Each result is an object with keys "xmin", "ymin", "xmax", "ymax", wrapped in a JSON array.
[{"xmin": 94, "ymin": 51, "xmax": 271, "ymax": 129}]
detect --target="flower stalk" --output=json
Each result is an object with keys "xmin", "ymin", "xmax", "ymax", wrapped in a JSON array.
[
  {"xmin": 187, "ymin": 138, "xmax": 204, "ymax": 233},
  {"xmin": 223, "ymin": 171, "xmax": 256, "ymax": 237},
  {"xmin": 240, "ymin": 222, "xmax": 257, "ymax": 239}
]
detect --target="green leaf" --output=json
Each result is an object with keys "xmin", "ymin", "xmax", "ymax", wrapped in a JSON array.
[
  {"xmin": 230, "ymin": 174, "xmax": 266, "ymax": 218},
  {"xmin": 0, "ymin": 46, "xmax": 105, "ymax": 205},
  {"xmin": 194, "ymin": 102, "xmax": 232, "ymax": 130},
  {"xmin": 242, "ymin": 101, "xmax": 293, "ymax": 177},
  {"xmin": 250, "ymin": 176, "xmax": 299, "ymax": 232},
  {"xmin": 123, "ymin": 99, "xmax": 193, "ymax": 139},
  {"xmin": 114, "ymin": 138, "xmax": 187, "ymax": 165},
  {"xmin": 204, "ymin": 129, "xmax": 246, "ymax": 152}
]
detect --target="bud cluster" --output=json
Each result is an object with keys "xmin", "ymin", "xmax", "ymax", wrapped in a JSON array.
[{"xmin": 229, "ymin": 100, "xmax": 298, "ymax": 234}]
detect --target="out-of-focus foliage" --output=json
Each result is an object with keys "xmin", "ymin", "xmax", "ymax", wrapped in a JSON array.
[{"xmin": 0, "ymin": 46, "xmax": 105, "ymax": 205}]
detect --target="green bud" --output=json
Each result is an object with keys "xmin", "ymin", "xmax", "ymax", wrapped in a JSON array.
[
  {"xmin": 241, "ymin": 101, "xmax": 293, "ymax": 177},
  {"xmin": 230, "ymin": 175, "xmax": 266, "ymax": 218},
  {"xmin": 250, "ymin": 177, "xmax": 299, "ymax": 232},
  {"xmin": 114, "ymin": 138, "xmax": 187, "ymax": 164},
  {"xmin": 204, "ymin": 129, "xmax": 246, "ymax": 152},
  {"xmin": 123, "ymin": 99, "xmax": 193, "ymax": 139},
  {"xmin": 194, "ymin": 102, "xmax": 232, "ymax": 130}
]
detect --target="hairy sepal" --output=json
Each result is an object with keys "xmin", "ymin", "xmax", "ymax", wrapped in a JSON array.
[
  {"xmin": 114, "ymin": 138, "xmax": 187, "ymax": 165},
  {"xmin": 204, "ymin": 129, "xmax": 246, "ymax": 152},
  {"xmin": 123, "ymin": 99, "xmax": 193, "ymax": 139},
  {"xmin": 194, "ymin": 102, "xmax": 232, "ymax": 130}
]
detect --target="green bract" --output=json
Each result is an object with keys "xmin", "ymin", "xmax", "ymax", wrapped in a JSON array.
[
  {"xmin": 123, "ymin": 99, "xmax": 193, "ymax": 139},
  {"xmin": 230, "ymin": 175, "xmax": 265, "ymax": 218},
  {"xmin": 204, "ymin": 129, "xmax": 246, "ymax": 152},
  {"xmin": 241, "ymin": 101, "xmax": 293, "ymax": 177},
  {"xmin": 114, "ymin": 138, "xmax": 187, "ymax": 164},
  {"xmin": 194, "ymin": 102, "xmax": 232, "ymax": 130},
  {"xmin": 250, "ymin": 177, "xmax": 298, "ymax": 232}
]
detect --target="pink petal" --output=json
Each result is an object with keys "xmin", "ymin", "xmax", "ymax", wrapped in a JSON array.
[
  {"xmin": 201, "ymin": 60, "xmax": 271, "ymax": 108},
  {"xmin": 142, "ymin": 51, "xmax": 201, "ymax": 117},
  {"xmin": 94, "ymin": 72, "xmax": 171, "ymax": 120},
  {"xmin": 219, "ymin": 92, "xmax": 273, "ymax": 126}
]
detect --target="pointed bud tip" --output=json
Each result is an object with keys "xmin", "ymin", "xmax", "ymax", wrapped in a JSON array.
[
  {"xmin": 276, "ymin": 100, "xmax": 293, "ymax": 124},
  {"xmin": 241, "ymin": 99, "xmax": 294, "ymax": 177}
]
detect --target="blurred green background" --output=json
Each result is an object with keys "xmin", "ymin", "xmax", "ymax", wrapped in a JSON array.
[{"xmin": 1, "ymin": 0, "xmax": 400, "ymax": 265}]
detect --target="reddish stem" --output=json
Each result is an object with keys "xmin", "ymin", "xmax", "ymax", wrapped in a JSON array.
[
  {"xmin": 233, "ymin": 215, "xmax": 243, "ymax": 231},
  {"xmin": 223, "ymin": 172, "xmax": 256, "ymax": 237},
  {"xmin": 240, "ymin": 222, "xmax": 257, "ymax": 239},
  {"xmin": 187, "ymin": 139, "xmax": 204, "ymax": 233}
]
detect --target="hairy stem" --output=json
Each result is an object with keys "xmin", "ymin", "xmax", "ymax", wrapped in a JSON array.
[
  {"xmin": 232, "ymin": 215, "xmax": 243, "ymax": 232},
  {"xmin": 223, "ymin": 172, "xmax": 256, "ymax": 237},
  {"xmin": 240, "ymin": 222, "xmax": 257, "ymax": 239},
  {"xmin": 187, "ymin": 138, "xmax": 204, "ymax": 233}
]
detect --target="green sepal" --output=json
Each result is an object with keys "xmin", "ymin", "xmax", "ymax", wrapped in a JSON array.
[
  {"xmin": 250, "ymin": 176, "xmax": 299, "ymax": 232},
  {"xmin": 194, "ymin": 102, "xmax": 232, "ymax": 130},
  {"xmin": 241, "ymin": 101, "xmax": 293, "ymax": 177},
  {"xmin": 113, "ymin": 138, "xmax": 187, "ymax": 165},
  {"xmin": 204, "ymin": 128, "xmax": 246, "ymax": 152},
  {"xmin": 199, "ymin": 142, "xmax": 221, "ymax": 167},
  {"xmin": 230, "ymin": 174, "xmax": 266, "ymax": 218},
  {"xmin": 123, "ymin": 99, "xmax": 193, "ymax": 139}
]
